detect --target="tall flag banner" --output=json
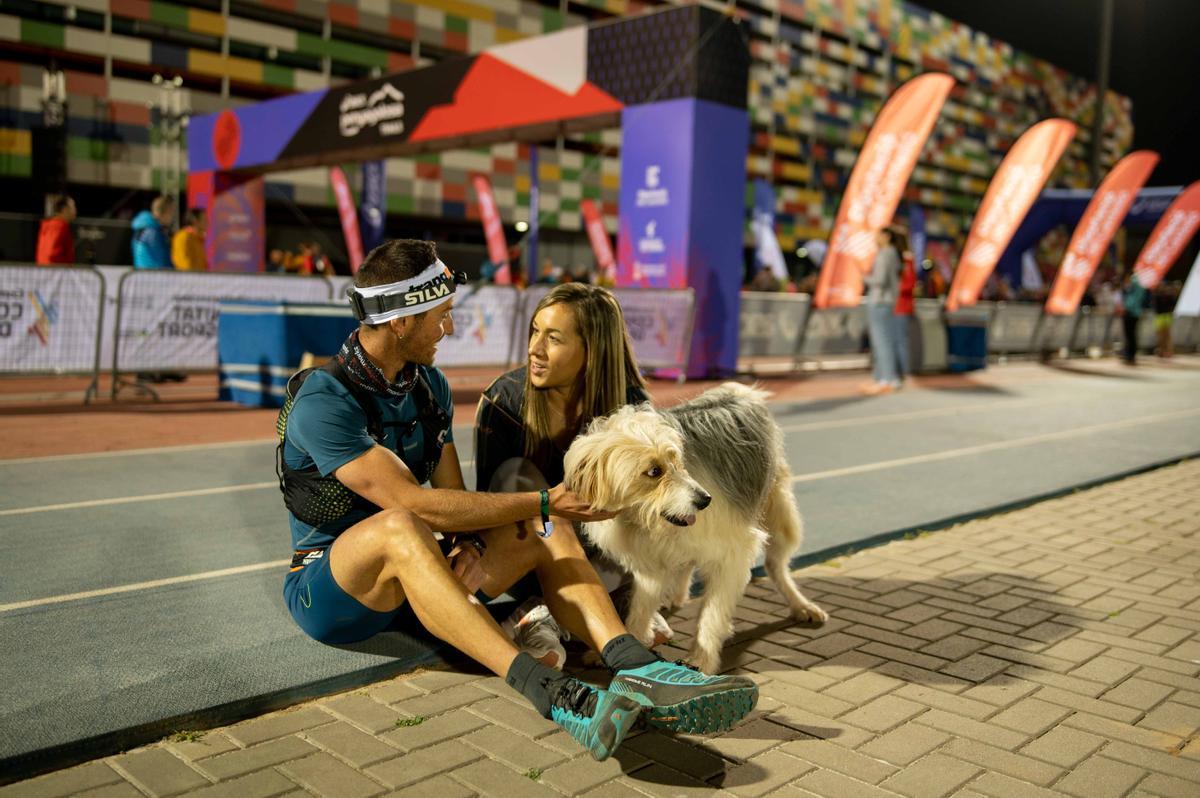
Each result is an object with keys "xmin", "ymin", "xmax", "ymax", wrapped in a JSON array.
[
  {"xmin": 329, "ymin": 166, "xmax": 364, "ymax": 273},
  {"xmin": 752, "ymin": 179, "xmax": 788, "ymax": 281},
  {"xmin": 580, "ymin": 199, "xmax": 616, "ymax": 282},
  {"xmin": 908, "ymin": 204, "xmax": 927, "ymax": 272},
  {"xmin": 1045, "ymin": 150, "xmax": 1160, "ymax": 314},
  {"xmin": 471, "ymin": 174, "xmax": 511, "ymax": 285},
  {"xmin": 945, "ymin": 119, "xmax": 1076, "ymax": 311},
  {"xmin": 1175, "ymin": 250, "xmax": 1200, "ymax": 316},
  {"xmin": 1131, "ymin": 181, "xmax": 1200, "ymax": 290},
  {"xmin": 814, "ymin": 73, "xmax": 954, "ymax": 308},
  {"xmin": 360, "ymin": 160, "xmax": 387, "ymax": 252}
]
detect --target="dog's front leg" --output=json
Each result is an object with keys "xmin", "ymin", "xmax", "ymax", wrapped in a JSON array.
[
  {"xmin": 690, "ymin": 557, "xmax": 754, "ymax": 674},
  {"xmin": 624, "ymin": 571, "xmax": 665, "ymax": 648}
]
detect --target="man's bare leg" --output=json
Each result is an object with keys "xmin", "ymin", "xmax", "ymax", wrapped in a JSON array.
[
  {"xmin": 325, "ymin": 507, "xmax": 642, "ymax": 761},
  {"xmin": 328, "ymin": 508, "xmax": 518, "ymax": 675}
]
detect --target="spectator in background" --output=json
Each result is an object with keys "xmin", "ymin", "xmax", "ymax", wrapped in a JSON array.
[
  {"xmin": 36, "ymin": 194, "xmax": 76, "ymax": 265},
  {"xmin": 172, "ymin": 208, "xmax": 208, "ymax": 271},
  {"xmin": 535, "ymin": 258, "xmax": 560, "ymax": 285},
  {"xmin": 861, "ymin": 226, "xmax": 902, "ymax": 395},
  {"xmin": 893, "ymin": 229, "xmax": 916, "ymax": 382},
  {"xmin": 267, "ymin": 249, "xmax": 287, "ymax": 273},
  {"xmin": 1120, "ymin": 272, "xmax": 1149, "ymax": 365},
  {"xmin": 132, "ymin": 195, "xmax": 174, "ymax": 269}
]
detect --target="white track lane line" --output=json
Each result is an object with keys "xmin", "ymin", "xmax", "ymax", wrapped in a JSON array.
[
  {"xmin": 791, "ymin": 407, "xmax": 1200, "ymax": 484},
  {"xmin": 0, "ymin": 482, "xmax": 277, "ymax": 517},
  {"xmin": 777, "ymin": 395, "xmax": 1065, "ymax": 434},
  {"xmin": 0, "ymin": 439, "xmax": 277, "ymax": 467},
  {"xmin": 0, "ymin": 560, "xmax": 290, "ymax": 614}
]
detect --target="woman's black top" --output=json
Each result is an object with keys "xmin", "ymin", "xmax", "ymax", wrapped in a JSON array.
[{"xmin": 473, "ymin": 366, "xmax": 649, "ymax": 491}]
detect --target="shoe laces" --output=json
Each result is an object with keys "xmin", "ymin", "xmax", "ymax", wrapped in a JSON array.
[{"xmin": 548, "ymin": 677, "xmax": 598, "ymax": 717}]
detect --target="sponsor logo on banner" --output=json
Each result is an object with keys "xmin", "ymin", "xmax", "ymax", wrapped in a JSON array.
[
  {"xmin": 636, "ymin": 165, "xmax": 669, "ymax": 207},
  {"xmin": 339, "ymin": 83, "xmax": 406, "ymax": 138},
  {"xmin": 1130, "ymin": 181, "xmax": 1200, "ymax": 290},
  {"xmin": 815, "ymin": 74, "xmax": 955, "ymax": 308},
  {"xmin": 0, "ymin": 289, "xmax": 24, "ymax": 340},
  {"xmin": 638, "ymin": 220, "xmax": 665, "ymax": 254},
  {"xmin": 1045, "ymin": 151, "xmax": 1159, "ymax": 315},
  {"xmin": 26, "ymin": 290, "xmax": 58, "ymax": 346},
  {"xmin": 947, "ymin": 120, "xmax": 1075, "ymax": 311}
]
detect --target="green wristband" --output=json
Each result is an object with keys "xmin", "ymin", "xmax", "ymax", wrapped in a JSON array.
[{"xmin": 538, "ymin": 488, "xmax": 553, "ymax": 539}]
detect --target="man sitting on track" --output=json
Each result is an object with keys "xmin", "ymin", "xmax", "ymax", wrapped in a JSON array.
[{"xmin": 277, "ymin": 239, "xmax": 758, "ymax": 761}]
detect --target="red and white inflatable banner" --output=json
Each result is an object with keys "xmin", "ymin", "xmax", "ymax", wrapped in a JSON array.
[
  {"xmin": 471, "ymin": 174, "xmax": 512, "ymax": 285},
  {"xmin": 814, "ymin": 73, "xmax": 954, "ymax": 308},
  {"xmin": 329, "ymin": 166, "xmax": 364, "ymax": 274},
  {"xmin": 1131, "ymin": 181, "xmax": 1200, "ymax": 290},
  {"xmin": 946, "ymin": 119, "xmax": 1076, "ymax": 311},
  {"xmin": 1044, "ymin": 151, "xmax": 1159, "ymax": 314},
  {"xmin": 581, "ymin": 199, "xmax": 616, "ymax": 282}
]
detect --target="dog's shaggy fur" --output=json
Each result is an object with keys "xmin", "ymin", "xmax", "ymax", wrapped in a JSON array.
[{"xmin": 564, "ymin": 382, "xmax": 827, "ymax": 673}]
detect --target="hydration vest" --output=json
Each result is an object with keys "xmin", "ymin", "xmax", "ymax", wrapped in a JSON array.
[{"xmin": 275, "ymin": 359, "xmax": 450, "ymax": 528}]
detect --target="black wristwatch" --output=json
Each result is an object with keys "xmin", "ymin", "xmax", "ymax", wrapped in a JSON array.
[{"xmin": 457, "ymin": 534, "xmax": 486, "ymax": 556}]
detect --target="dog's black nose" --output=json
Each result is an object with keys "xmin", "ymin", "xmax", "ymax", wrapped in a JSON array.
[{"xmin": 694, "ymin": 491, "xmax": 712, "ymax": 510}]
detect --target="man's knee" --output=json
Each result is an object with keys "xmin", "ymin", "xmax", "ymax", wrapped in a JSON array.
[{"xmin": 362, "ymin": 508, "xmax": 434, "ymax": 560}]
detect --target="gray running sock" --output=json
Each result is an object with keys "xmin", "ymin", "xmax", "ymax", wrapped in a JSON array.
[
  {"xmin": 601, "ymin": 633, "xmax": 658, "ymax": 672},
  {"xmin": 505, "ymin": 651, "xmax": 565, "ymax": 717}
]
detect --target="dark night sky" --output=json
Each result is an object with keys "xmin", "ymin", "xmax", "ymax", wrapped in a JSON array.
[{"xmin": 914, "ymin": 0, "xmax": 1200, "ymax": 188}]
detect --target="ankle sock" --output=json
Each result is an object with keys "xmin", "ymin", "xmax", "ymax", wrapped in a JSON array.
[
  {"xmin": 505, "ymin": 651, "xmax": 566, "ymax": 717},
  {"xmin": 601, "ymin": 633, "xmax": 659, "ymax": 672}
]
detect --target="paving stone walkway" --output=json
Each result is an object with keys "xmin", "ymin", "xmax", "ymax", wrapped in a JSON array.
[{"xmin": 5, "ymin": 459, "xmax": 1199, "ymax": 798}]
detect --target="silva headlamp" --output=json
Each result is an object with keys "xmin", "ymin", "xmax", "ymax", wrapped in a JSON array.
[{"xmin": 348, "ymin": 259, "xmax": 468, "ymax": 324}]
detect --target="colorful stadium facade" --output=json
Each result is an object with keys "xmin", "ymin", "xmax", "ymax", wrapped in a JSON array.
[{"xmin": 0, "ymin": 0, "xmax": 1133, "ymax": 250}]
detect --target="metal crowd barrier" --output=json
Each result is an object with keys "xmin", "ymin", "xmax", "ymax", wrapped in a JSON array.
[
  {"xmin": 110, "ymin": 270, "xmax": 333, "ymax": 398},
  {"xmin": 0, "ymin": 264, "xmax": 106, "ymax": 402}
]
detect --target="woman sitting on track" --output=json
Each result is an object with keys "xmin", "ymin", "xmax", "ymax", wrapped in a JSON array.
[{"xmin": 474, "ymin": 283, "xmax": 671, "ymax": 666}]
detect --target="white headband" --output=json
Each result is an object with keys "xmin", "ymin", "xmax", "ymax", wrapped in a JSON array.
[{"xmin": 348, "ymin": 259, "xmax": 465, "ymax": 324}]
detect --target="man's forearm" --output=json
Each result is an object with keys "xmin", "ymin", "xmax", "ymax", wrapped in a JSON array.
[{"xmin": 389, "ymin": 485, "xmax": 540, "ymax": 532}]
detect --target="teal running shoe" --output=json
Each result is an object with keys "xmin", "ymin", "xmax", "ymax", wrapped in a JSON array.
[
  {"xmin": 547, "ymin": 678, "xmax": 641, "ymax": 761},
  {"xmin": 608, "ymin": 660, "xmax": 758, "ymax": 734}
]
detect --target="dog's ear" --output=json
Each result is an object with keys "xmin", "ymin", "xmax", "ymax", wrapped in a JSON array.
[{"xmin": 563, "ymin": 426, "xmax": 626, "ymax": 509}]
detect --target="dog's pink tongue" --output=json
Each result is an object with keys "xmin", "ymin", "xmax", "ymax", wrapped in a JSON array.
[{"xmin": 682, "ymin": 514, "xmax": 696, "ymax": 526}]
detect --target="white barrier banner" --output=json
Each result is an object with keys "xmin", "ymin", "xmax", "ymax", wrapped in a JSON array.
[
  {"xmin": 327, "ymin": 275, "xmax": 354, "ymax": 303},
  {"xmin": 0, "ymin": 265, "xmax": 103, "ymax": 373},
  {"xmin": 434, "ymin": 285, "xmax": 522, "ymax": 367},
  {"xmin": 612, "ymin": 288, "xmax": 695, "ymax": 370},
  {"xmin": 116, "ymin": 272, "xmax": 330, "ymax": 371},
  {"xmin": 739, "ymin": 292, "xmax": 810, "ymax": 357}
]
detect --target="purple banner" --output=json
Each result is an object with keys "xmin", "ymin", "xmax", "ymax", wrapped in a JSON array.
[
  {"xmin": 360, "ymin": 160, "xmax": 387, "ymax": 252},
  {"xmin": 617, "ymin": 98, "xmax": 748, "ymax": 376},
  {"xmin": 616, "ymin": 99, "xmax": 695, "ymax": 289},
  {"xmin": 207, "ymin": 176, "xmax": 264, "ymax": 272}
]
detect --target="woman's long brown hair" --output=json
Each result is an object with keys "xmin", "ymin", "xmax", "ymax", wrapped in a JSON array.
[{"xmin": 522, "ymin": 283, "xmax": 646, "ymax": 459}]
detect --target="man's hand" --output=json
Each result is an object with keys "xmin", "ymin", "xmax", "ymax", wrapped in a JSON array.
[
  {"xmin": 448, "ymin": 541, "xmax": 486, "ymax": 594},
  {"xmin": 546, "ymin": 484, "xmax": 619, "ymax": 522}
]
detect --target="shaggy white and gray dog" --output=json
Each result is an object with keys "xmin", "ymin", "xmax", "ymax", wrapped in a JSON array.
[{"xmin": 564, "ymin": 382, "xmax": 828, "ymax": 674}]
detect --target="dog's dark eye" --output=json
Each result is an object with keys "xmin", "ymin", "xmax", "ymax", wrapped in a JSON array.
[{"xmin": 646, "ymin": 465, "xmax": 663, "ymax": 478}]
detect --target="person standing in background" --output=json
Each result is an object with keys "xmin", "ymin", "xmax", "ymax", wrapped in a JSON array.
[
  {"xmin": 861, "ymin": 227, "xmax": 902, "ymax": 395},
  {"xmin": 1120, "ymin": 272, "xmax": 1149, "ymax": 365},
  {"xmin": 172, "ymin": 209, "xmax": 208, "ymax": 271},
  {"xmin": 36, "ymin": 195, "xmax": 76, "ymax": 265},
  {"xmin": 892, "ymin": 229, "xmax": 916, "ymax": 383},
  {"xmin": 132, "ymin": 195, "xmax": 174, "ymax": 269}
]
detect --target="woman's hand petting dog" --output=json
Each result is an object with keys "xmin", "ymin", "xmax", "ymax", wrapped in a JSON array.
[
  {"xmin": 448, "ymin": 542, "xmax": 487, "ymax": 594},
  {"xmin": 547, "ymin": 484, "xmax": 619, "ymax": 522}
]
